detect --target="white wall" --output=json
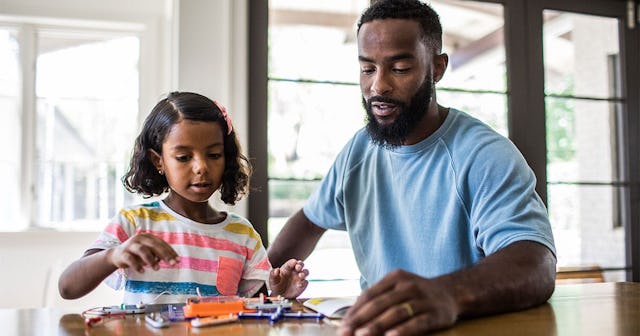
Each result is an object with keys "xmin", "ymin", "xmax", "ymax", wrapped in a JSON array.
[
  {"xmin": 176, "ymin": 0, "xmax": 249, "ymax": 216},
  {"xmin": 0, "ymin": 0, "xmax": 250, "ymax": 309},
  {"xmin": 0, "ymin": 231, "xmax": 122, "ymax": 309}
]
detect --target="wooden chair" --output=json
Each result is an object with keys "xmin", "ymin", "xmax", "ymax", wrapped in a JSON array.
[{"xmin": 556, "ymin": 265, "xmax": 605, "ymax": 284}]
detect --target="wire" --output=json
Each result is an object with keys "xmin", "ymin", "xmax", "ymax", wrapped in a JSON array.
[
  {"xmin": 83, "ymin": 290, "xmax": 170, "ymax": 318},
  {"xmin": 147, "ymin": 291, "xmax": 171, "ymax": 305}
]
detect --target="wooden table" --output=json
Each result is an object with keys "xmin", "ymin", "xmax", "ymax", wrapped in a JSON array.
[
  {"xmin": 434, "ymin": 282, "xmax": 640, "ymax": 336},
  {"xmin": 2, "ymin": 282, "xmax": 639, "ymax": 335}
]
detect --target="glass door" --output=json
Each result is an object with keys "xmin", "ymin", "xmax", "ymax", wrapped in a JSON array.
[
  {"xmin": 253, "ymin": 0, "xmax": 640, "ymax": 290},
  {"xmin": 266, "ymin": 0, "xmax": 508, "ymax": 296},
  {"xmin": 532, "ymin": 0, "xmax": 639, "ymax": 281}
]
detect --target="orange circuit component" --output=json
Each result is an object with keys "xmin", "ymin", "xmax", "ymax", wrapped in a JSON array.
[{"xmin": 182, "ymin": 296, "xmax": 256, "ymax": 318}]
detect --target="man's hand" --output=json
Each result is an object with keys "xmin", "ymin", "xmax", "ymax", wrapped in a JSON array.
[
  {"xmin": 338, "ymin": 241, "xmax": 556, "ymax": 335},
  {"xmin": 109, "ymin": 233, "xmax": 180, "ymax": 273},
  {"xmin": 269, "ymin": 259, "xmax": 309, "ymax": 299},
  {"xmin": 339, "ymin": 269, "xmax": 459, "ymax": 336}
]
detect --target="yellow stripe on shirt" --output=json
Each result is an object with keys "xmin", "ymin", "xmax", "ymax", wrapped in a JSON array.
[
  {"xmin": 120, "ymin": 207, "xmax": 177, "ymax": 229},
  {"xmin": 224, "ymin": 222, "xmax": 263, "ymax": 252}
]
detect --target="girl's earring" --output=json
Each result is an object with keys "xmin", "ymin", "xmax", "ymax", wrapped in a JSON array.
[{"xmin": 158, "ymin": 169, "xmax": 164, "ymax": 175}]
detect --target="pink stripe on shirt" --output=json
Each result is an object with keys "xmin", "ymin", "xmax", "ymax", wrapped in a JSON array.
[
  {"xmin": 161, "ymin": 256, "xmax": 219, "ymax": 273},
  {"xmin": 254, "ymin": 257, "xmax": 271, "ymax": 271},
  {"xmin": 137, "ymin": 229, "xmax": 253, "ymax": 259},
  {"xmin": 105, "ymin": 223, "xmax": 130, "ymax": 242}
]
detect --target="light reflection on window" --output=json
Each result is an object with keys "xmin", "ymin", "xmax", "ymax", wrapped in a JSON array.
[
  {"xmin": 0, "ymin": 28, "xmax": 21, "ymax": 226},
  {"xmin": 35, "ymin": 33, "xmax": 140, "ymax": 228}
]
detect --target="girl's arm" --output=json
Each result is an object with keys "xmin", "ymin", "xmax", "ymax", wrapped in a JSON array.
[
  {"xmin": 58, "ymin": 233, "xmax": 179, "ymax": 300},
  {"xmin": 58, "ymin": 248, "xmax": 119, "ymax": 300}
]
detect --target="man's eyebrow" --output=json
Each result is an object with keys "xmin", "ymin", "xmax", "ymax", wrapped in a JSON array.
[{"xmin": 358, "ymin": 53, "xmax": 415, "ymax": 63}]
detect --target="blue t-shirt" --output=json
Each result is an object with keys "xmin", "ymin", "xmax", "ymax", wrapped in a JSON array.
[{"xmin": 303, "ymin": 108, "xmax": 556, "ymax": 290}]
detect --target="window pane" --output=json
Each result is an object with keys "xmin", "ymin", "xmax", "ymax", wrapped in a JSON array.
[
  {"xmin": 268, "ymin": 80, "xmax": 363, "ymax": 179},
  {"xmin": 548, "ymin": 183, "xmax": 626, "ymax": 278},
  {"xmin": 543, "ymin": 10, "xmax": 626, "ymax": 280},
  {"xmin": 269, "ymin": 179, "xmax": 319, "ymax": 218},
  {"xmin": 543, "ymin": 11, "xmax": 620, "ymax": 99},
  {"xmin": 437, "ymin": 90, "xmax": 507, "ymax": 136},
  {"xmin": 268, "ymin": 1, "xmax": 367, "ymax": 297},
  {"xmin": 0, "ymin": 28, "xmax": 21, "ymax": 226},
  {"xmin": 433, "ymin": 1, "xmax": 506, "ymax": 92},
  {"xmin": 268, "ymin": 24, "xmax": 359, "ymax": 83},
  {"xmin": 546, "ymin": 98, "xmax": 619, "ymax": 183},
  {"xmin": 35, "ymin": 33, "xmax": 140, "ymax": 228},
  {"xmin": 269, "ymin": 0, "xmax": 363, "ymax": 82}
]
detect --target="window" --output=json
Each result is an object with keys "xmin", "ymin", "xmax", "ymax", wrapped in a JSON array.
[
  {"xmin": 542, "ymin": 11, "xmax": 627, "ymax": 279},
  {"xmin": 267, "ymin": 1, "xmax": 506, "ymax": 226},
  {"xmin": 434, "ymin": 1, "xmax": 507, "ymax": 136},
  {"xmin": 266, "ymin": 0, "xmax": 507, "ymax": 296},
  {"xmin": 0, "ymin": 28, "xmax": 21, "ymax": 227},
  {"xmin": 267, "ymin": 0, "xmax": 366, "ymax": 297},
  {"xmin": 0, "ymin": 20, "xmax": 145, "ymax": 230},
  {"xmin": 253, "ymin": 0, "xmax": 640, "ymax": 287}
]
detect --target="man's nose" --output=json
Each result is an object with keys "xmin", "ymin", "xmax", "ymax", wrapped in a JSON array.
[{"xmin": 370, "ymin": 70, "xmax": 392, "ymax": 96}]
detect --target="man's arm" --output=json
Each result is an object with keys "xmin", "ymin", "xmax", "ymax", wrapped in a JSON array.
[
  {"xmin": 339, "ymin": 241, "xmax": 556, "ymax": 336},
  {"xmin": 268, "ymin": 209, "xmax": 327, "ymax": 267},
  {"xmin": 442, "ymin": 241, "xmax": 556, "ymax": 318}
]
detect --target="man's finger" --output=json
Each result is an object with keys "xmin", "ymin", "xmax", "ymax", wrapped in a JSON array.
[
  {"xmin": 384, "ymin": 310, "xmax": 446, "ymax": 336},
  {"xmin": 342, "ymin": 290, "xmax": 411, "ymax": 332}
]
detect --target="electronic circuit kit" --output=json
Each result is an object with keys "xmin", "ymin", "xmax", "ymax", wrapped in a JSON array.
[{"xmin": 82, "ymin": 294, "xmax": 325, "ymax": 329}]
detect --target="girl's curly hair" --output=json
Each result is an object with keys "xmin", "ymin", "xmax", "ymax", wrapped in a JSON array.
[{"xmin": 122, "ymin": 92, "xmax": 252, "ymax": 205}]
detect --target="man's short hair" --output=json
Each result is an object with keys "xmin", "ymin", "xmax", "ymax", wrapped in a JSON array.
[{"xmin": 357, "ymin": 0, "xmax": 443, "ymax": 53}]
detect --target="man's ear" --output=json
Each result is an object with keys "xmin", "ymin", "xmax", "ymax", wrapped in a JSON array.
[
  {"xmin": 433, "ymin": 53, "xmax": 448, "ymax": 83},
  {"xmin": 148, "ymin": 149, "xmax": 163, "ymax": 171}
]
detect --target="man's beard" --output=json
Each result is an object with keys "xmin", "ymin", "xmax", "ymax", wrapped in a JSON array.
[{"xmin": 363, "ymin": 75, "xmax": 433, "ymax": 148}]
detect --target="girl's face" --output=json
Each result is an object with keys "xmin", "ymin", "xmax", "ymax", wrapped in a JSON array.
[{"xmin": 151, "ymin": 120, "xmax": 225, "ymax": 205}]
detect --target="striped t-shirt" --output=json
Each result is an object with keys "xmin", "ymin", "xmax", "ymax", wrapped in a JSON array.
[{"xmin": 87, "ymin": 201, "xmax": 271, "ymax": 304}]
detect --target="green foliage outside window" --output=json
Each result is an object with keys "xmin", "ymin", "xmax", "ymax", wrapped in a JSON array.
[{"xmin": 546, "ymin": 80, "xmax": 576, "ymax": 163}]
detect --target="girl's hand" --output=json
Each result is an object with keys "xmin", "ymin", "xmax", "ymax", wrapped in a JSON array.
[
  {"xmin": 108, "ymin": 233, "xmax": 180, "ymax": 273},
  {"xmin": 269, "ymin": 259, "xmax": 309, "ymax": 299}
]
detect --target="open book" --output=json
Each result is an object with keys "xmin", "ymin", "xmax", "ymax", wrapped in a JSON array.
[{"xmin": 302, "ymin": 297, "xmax": 357, "ymax": 319}]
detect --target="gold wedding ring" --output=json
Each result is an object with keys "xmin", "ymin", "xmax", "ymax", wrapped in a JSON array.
[{"xmin": 402, "ymin": 302, "xmax": 414, "ymax": 317}]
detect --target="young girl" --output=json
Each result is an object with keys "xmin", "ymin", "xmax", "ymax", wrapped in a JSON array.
[{"xmin": 58, "ymin": 92, "xmax": 308, "ymax": 305}]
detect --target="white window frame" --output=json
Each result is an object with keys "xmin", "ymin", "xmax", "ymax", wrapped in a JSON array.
[{"xmin": 1, "ymin": 15, "xmax": 168, "ymax": 231}]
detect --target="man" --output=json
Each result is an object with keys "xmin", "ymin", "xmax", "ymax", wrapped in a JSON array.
[{"xmin": 268, "ymin": 1, "xmax": 557, "ymax": 335}]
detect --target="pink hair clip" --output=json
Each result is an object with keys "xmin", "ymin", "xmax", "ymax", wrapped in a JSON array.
[{"xmin": 213, "ymin": 100, "xmax": 233, "ymax": 135}]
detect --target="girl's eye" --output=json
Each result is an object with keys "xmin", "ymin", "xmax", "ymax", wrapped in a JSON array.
[
  {"xmin": 393, "ymin": 67, "xmax": 410, "ymax": 73},
  {"xmin": 208, "ymin": 153, "xmax": 223, "ymax": 159},
  {"xmin": 176, "ymin": 155, "xmax": 190, "ymax": 162}
]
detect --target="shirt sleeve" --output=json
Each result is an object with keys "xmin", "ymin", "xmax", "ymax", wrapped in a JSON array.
[
  {"xmin": 303, "ymin": 134, "xmax": 363, "ymax": 231},
  {"xmin": 237, "ymin": 223, "xmax": 271, "ymax": 297},
  {"xmin": 465, "ymin": 135, "xmax": 556, "ymax": 257}
]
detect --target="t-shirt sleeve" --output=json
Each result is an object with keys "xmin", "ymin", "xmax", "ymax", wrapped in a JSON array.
[
  {"xmin": 303, "ymin": 137, "xmax": 358, "ymax": 231},
  {"xmin": 238, "ymin": 225, "xmax": 271, "ymax": 297},
  {"xmin": 466, "ymin": 136, "xmax": 556, "ymax": 257}
]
